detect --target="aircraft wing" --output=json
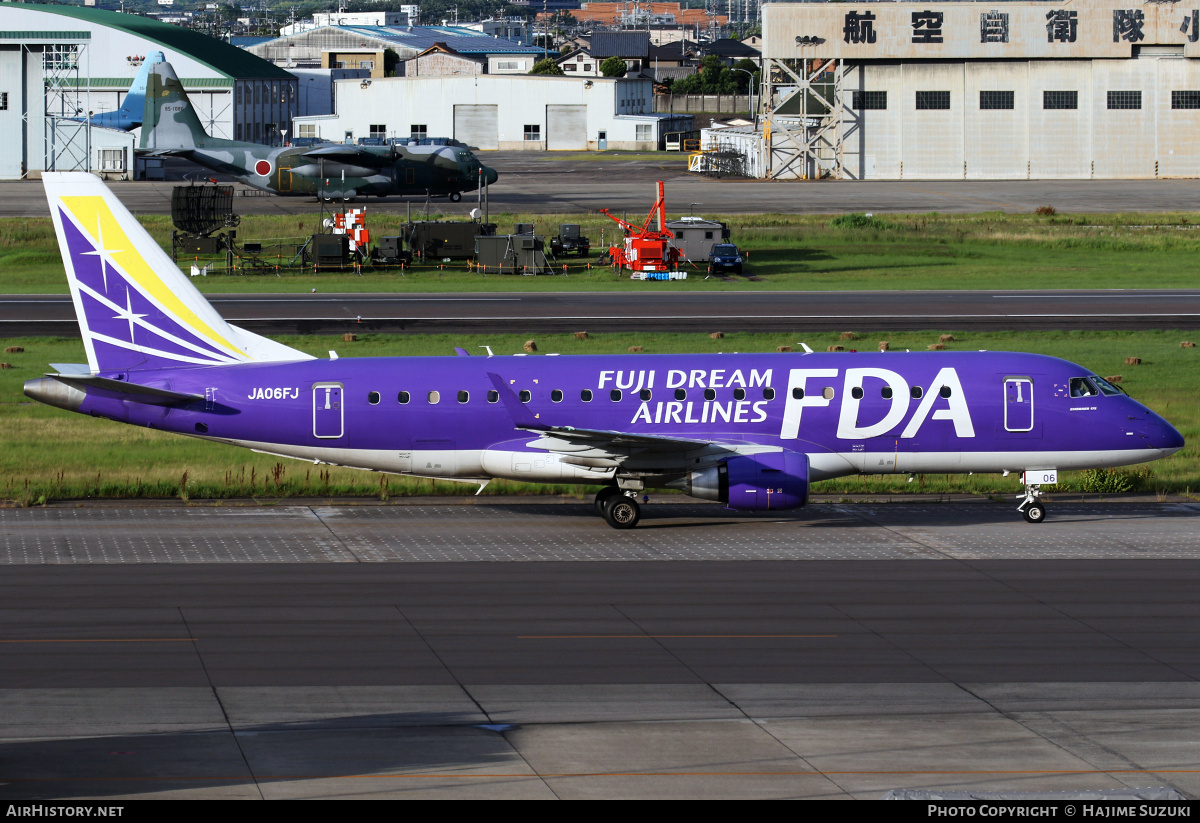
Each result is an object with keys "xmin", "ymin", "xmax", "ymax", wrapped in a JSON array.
[
  {"xmin": 486, "ymin": 372, "xmax": 726, "ymax": 458},
  {"xmin": 522, "ymin": 425, "xmax": 711, "ymax": 452},
  {"xmin": 299, "ymin": 145, "xmax": 392, "ymax": 166}
]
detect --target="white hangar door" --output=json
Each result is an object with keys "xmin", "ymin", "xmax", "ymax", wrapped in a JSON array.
[
  {"xmin": 454, "ymin": 105, "xmax": 498, "ymax": 150},
  {"xmin": 546, "ymin": 105, "xmax": 587, "ymax": 150}
]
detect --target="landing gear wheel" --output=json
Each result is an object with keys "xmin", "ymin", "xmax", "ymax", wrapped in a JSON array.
[
  {"xmin": 603, "ymin": 495, "xmax": 641, "ymax": 529},
  {"xmin": 1022, "ymin": 502, "xmax": 1047, "ymax": 523},
  {"xmin": 449, "ymin": 192, "xmax": 462, "ymax": 202},
  {"xmin": 594, "ymin": 486, "xmax": 622, "ymax": 516}
]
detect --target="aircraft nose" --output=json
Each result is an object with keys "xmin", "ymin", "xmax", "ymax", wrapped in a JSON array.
[
  {"xmin": 1138, "ymin": 412, "xmax": 1185, "ymax": 455},
  {"xmin": 1156, "ymin": 419, "xmax": 1185, "ymax": 454},
  {"xmin": 482, "ymin": 166, "xmax": 498, "ymax": 185}
]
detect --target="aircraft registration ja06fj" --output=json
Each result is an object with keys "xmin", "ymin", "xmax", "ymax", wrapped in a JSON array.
[{"xmin": 25, "ymin": 174, "xmax": 1185, "ymax": 528}]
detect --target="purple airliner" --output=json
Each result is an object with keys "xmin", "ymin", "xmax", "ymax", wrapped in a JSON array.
[{"xmin": 24, "ymin": 173, "xmax": 1184, "ymax": 528}]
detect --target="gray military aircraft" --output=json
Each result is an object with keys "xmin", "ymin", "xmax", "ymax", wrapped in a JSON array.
[{"xmin": 139, "ymin": 61, "xmax": 497, "ymax": 202}]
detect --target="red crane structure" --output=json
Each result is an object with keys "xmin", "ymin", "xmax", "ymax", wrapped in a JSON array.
[{"xmin": 599, "ymin": 181, "xmax": 682, "ymax": 273}]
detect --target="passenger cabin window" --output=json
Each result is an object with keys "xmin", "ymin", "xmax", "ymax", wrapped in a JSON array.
[
  {"xmin": 881, "ymin": 387, "xmax": 893, "ymax": 399},
  {"xmin": 551, "ymin": 390, "xmax": 563, "ymax": 402},
  {"xmin": 610, "ymin": 389, "xmax": 622, "ymax": 401},
  {"xmin": 519, "ymin": 390, "xmax": 531, "ymax": 403},
  {"xmin": 427, "ymin": 391, "xmax": 440, "ymax": 404},
  {"xmin": 1070, "ymin": 377, "xmax": 1099, "ymax": 398},
  {"xmin": 368, "ymin": 391, "xmax": 380, "ymax": 405},
  {"xmin": 675, "ymin": 389, "xmax": 687, "ymax": 400},
  {"xmin": 792, "ymin": 387, "xmax": 804, "ymax": 399},
  {"xmin": 911, "ymin": 387, "xmax": 923, "ymax": 398},
  {"xmin": 822, "ymin": 387, "xmax": 835, "ymax": 400},
  {"xmin": 398, "ymin": 391, "xmax": 410, "ymax": 404},
  {"xmin": 639, "ymin": 389, "xmax": 652, "ymax": 401},
  {"xmin": 763, "ymin": 388, "xmax": 775, "ymax": 400},
  {"xmin": 457, "ymin": 391, "xmax": 469, "ymax": 404},
  {"xmin": 733, "ymin": 388, "xmax": 746, "ymax": 400},
  {"xmin": 581, "ymin": 389, "xmax": 593, "ymax": 402},
  {"xmin": 704, "ymin": 388, "xmax": 716, "ymax": 401},
  {"xmin": 940, "ymin": 386, "xmax": 952, "ymax": 398},
  {"xmin": 850, "ymin": 387, "xmax": 864, "ymax": 400}
]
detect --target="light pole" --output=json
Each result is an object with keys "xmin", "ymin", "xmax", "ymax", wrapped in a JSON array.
[{"xmin": 731, "ymin": 67, "xmax": 756, "ymax": 122}]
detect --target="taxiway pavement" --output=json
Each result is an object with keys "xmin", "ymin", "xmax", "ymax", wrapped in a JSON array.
[
  {"xmin": 5, "ymin": 153, "xmax": 1200, "ymax": 217},
  {"xmin": 1, "ymin": 501, "xmax": 1199, "ymax": 799},
  {"xmin": 6, "ymin": 289, "xmax": 1200, "ymax": 336}
]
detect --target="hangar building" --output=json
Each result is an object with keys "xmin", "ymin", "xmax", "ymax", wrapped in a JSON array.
[
  {"xmin": 742, "ymin": 0, "xmax": 1200, "ymax": 179},
  {"xmin": 0, "ymin": 1, "xmax": 295, "ymax": 176},
  {"xmin": 293, "ymin": 75, "xmax": 692, "ymax": 150}
]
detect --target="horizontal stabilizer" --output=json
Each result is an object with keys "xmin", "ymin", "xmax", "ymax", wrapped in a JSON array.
[
  {"xmin": 50, "ymin": 363, "xmax": 91, "ymax": 375},
  {"xmin": 48, "ymin": 373, "xmax": 204, "ymax": 406}
]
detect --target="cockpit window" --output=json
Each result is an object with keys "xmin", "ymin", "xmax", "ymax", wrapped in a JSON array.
[
  {"xmin": 1089, "ymin": 375, "xmax": 1125, "ymax": 396},
  {"xmin": 1069, "ymin": 377, "xmax": 1099, "ymax": 398}
]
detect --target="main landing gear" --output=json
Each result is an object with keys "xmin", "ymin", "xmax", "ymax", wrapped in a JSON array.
[
  {"xmin": 1017, "ymin": 484, "xmax": 1047, "ymax": 523},
  {"xmin": 594, "ymin": 487, "xmax": 640, "ymax": 530}
]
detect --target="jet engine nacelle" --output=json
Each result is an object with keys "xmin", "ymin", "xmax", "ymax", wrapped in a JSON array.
[{"xmin": 681, "ymin": 451, "xmax": 809, "ymax": 512}]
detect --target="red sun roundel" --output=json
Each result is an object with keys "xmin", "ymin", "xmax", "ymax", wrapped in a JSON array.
[{"xmin": 254, "ymin": 160, "xmax": 273, "ymax": 176}]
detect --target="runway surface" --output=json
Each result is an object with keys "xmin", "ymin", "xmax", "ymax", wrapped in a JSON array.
[
  {"xmin": 5, "ymin": 153, "xmax": 1200, "ymax": 217},
  {"xmin": 7, "ymin": 288, "xmax": 1200, "ymax": 336},
  {"xmin": 2, "ymin": 501, "xmax": 1200, "ymax": 798}
]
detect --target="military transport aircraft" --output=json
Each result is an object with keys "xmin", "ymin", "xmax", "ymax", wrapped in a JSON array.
[
  {"xmin": 139, "ymin": 61, "xmax": 497, "ymax": 202},
  {"xmin": 77, "ymin": 51, "xmax": 165, "ymax": 132},
  {"xmin": 26, "ymin": 173, "xmax": 1184, "ymax": 528}
]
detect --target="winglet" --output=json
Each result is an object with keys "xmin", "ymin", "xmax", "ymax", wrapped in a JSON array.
[
  {"xmin": 486, "ymin": 372, "xmax": 545, "ymax": 430},
  {"xmin": 454, "ymin": 347, "xmax": 470, "ymax": 357}
]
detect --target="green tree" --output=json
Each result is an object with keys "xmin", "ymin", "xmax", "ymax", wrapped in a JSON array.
[
  {"xmin": 383, "ymin": 48, "xmax": 401, "ymax": 78},
  {"xmin": 731, "ymin": 58, "xmax": 758, "ymax": 93},
  {"xmin": 599, "ymin": 56, "xmax": 627, "ymax": 78},
  {"xmin": 529, "ymin": 58, "xmax": 564, "ymax": 76}
]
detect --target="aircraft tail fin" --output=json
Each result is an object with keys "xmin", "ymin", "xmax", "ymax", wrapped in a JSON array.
[
  {"xmin": 43, "ymin": 172, "xmax": 313, "ymax": 374},
  {"xmin": 139, "ymin": 60, "xmax": 213, "ymax": 152},
  {"xmin": 117, "ymin": 50, "xmax": 165, "ymax": 122}
]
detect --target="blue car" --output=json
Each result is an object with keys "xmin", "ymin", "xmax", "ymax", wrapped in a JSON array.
[{"xmin": 708, "ymin": 243, "xmax": 744, "ymax": 275}]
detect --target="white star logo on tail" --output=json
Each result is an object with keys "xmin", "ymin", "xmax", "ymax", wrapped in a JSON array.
[
  {"xmin": 80, "ymin": 214, "xmax": 124, "ymax": 293},
  {"xmin": 112, "ymin": 287, "xmax": 147, "ymax": 343}
]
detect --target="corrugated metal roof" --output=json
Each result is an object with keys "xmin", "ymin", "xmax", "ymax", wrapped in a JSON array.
[
  {"xmin": 231, "ymin": 36, "xmax": 273, "ymax": 48},
  {"xmin": 0, "ymin": 30, "xmax": 89, "ymax": 40},
  {"xmin": 14, "ymin": 4, "xmax": 293, "ymax": 79},
  {"xmin": 644, "ymin": 66, "xmax": 694, "ymax": 82},
  {"xmin": 333, "ymin": 24, "xmax": 544, "ymax": 55},
  {"xmin": 590, "ymin": 31, "xmax": 650, "ymax": 58}
]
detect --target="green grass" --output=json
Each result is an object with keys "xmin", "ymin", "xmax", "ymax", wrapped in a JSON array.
[
  {"xmin": 8, "ymin": 210, "xmax": 1200, "ymax": 294},
  {"xmin": 1, "ymin": 329, "xmax": 1197, "ymax": 503}
]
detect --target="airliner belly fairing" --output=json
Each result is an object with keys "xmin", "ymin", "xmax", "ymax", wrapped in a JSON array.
[{"xmin": 25, "ymin": 173, "xmax": 1184, "ymax": 528}]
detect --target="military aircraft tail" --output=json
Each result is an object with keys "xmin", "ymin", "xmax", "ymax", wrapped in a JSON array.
[
  {"xmin": 86, "ymin": 51, "xmax": 164, "ymax": 131},
  {"xmin": 42, "ymin": 172, "xmax": 312, "ymax": 373},
  {"xmin": 139, "ymin": 60, "xmax": 225, "ymax": 152}
]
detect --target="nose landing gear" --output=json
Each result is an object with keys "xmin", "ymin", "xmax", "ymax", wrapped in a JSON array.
[{"xmin": 1018, "ymin": 484, "xmax": 1047, "ymax": 523}]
